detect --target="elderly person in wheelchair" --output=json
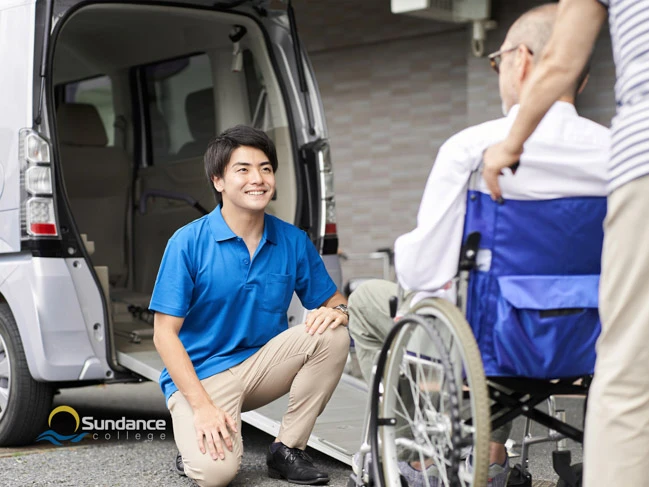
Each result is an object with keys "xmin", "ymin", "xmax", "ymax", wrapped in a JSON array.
[{"xmin": 347, "ymin": 4, "xmax": 609, "ymax": 487}]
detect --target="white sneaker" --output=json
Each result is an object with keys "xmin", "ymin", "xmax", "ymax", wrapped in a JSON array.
[
  {"xmin": 397, "ymin": 461, "xmax": 440, "ymax": 487},
  {"xmin": 465, "ymin": 451, "xmax": 511, "ymax": 487},
  {"xmin": 486, "ymin": 457, "xmax": 511, "ymax": 487},
  {"xmin": 353, "ymin": 451, "xmax": 442, "ymax": 486}
]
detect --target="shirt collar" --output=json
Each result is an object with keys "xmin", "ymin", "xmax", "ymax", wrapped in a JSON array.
[
  {"xmin": 208, "ymin": 205, "xmax": 236, "ymax": 242},
  {"xmin": 507, "ymin": 101, "xmax": 578, "ymax": 120},
  {"xmin": 263, "ymin": 213, "xmax": 278, "ymax": 245},
  {"xmin": 207, "ymin": 205, "xmax": 277, "ymax": 245}
]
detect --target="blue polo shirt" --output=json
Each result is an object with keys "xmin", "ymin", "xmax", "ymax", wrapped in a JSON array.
[{"xmin": 149, "ymin": 206, "xmax": 338, "ymax": 401}]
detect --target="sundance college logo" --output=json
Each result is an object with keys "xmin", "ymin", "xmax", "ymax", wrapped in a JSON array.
[{"xmin": 37, "ymin": 405, "xmax": 167, "ymax": 446}]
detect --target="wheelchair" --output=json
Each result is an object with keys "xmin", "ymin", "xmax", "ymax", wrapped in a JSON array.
[{"xmin": 349, "ymin": 190, "xmax": 606, "ymax": 487}]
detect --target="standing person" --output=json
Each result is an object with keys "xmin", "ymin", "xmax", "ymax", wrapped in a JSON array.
[
  {"xmin": 150, "ymin": 125, "xmax": 350, "ymax": 487},
  {"xmin": 482, "ymin": 1, "xmax": 649, "ymax": 485},
  {"xmin": 348, "ymin": 4, "xmax": 608, "ymax": 486}
]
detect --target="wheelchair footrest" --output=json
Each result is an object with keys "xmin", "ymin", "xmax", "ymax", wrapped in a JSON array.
[
  {"xmin": 553, "ymin": 450, "xmax": 578, "ymax": 486},
  {"xmin": 507, "ymin": 464, "xmax": 532, "ymax": 486}
]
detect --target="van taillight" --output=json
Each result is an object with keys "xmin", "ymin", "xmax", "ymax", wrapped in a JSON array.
[
  {"xmin": 19, "ymin": 129, "xmax": 59, "ymax": 238},
  {"xmin": 317, "ymin": 143, "xmax": 338, "ymax": 254}
]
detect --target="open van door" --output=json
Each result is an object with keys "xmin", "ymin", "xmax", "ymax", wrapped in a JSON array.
[{"xmin": 26, "ymin": 0, "xmax": 364, "ymax": 464}]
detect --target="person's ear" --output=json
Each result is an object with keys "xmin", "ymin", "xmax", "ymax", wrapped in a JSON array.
[
  {"xmin": 516, "ymin": 45, "xmax": 533, "ymax": 84},
  {"xmin": 577, "ymin": 73, "xmax": 590, "ymax": 95},
  {"xmin": 212, "ymin": 175, "xmax": 223, "ymax": 193}
]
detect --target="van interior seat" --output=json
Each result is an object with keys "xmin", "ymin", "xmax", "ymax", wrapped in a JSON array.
[
  {"xmin": 176, "ymin": 87, "xmax": 215, "ymax": 159},
  {"xmin": 57, "ymin": 103, "xmax": 131, "ymax": 287}
]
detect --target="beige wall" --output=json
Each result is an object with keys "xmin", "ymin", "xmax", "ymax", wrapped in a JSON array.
[{"xmin": 295, "ymin": 0, "xmax": 616, "ymax": 283}]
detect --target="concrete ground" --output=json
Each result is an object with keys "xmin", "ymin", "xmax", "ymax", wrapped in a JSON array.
[{"xmin": 0, "ymin": 381, "xmax": 584, "ymax": 486}]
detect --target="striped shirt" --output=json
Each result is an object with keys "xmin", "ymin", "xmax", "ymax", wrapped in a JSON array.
[{"xmin": 598, "ymin": 0, "xmax": 649, "ymax": 192}]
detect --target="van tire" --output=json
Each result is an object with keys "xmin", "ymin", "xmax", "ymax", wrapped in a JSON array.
[{"xmin": 0, "ymin": 303, "xmax": 53, "ymax": 446}]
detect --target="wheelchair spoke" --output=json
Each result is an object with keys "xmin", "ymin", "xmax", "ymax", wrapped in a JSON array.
[
  {"xmin": 371, "ymin": 308, "xmax": 490, "ymax": 487},
  {"xmin": 403, "ymin": 358, "xmax": 426, "ymax": 428},
  {"xmin": 417, "ymin": 355, "xmax": 443, "ymax": 416},
  {"xmin": 388, "ymin": 339, "xmax": 461, "ymax": 486}
]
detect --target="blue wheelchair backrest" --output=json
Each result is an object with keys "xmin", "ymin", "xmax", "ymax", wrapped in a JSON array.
[{"xmin": 462, "ymin": 190, "xmax": 606, "ymax": 379}]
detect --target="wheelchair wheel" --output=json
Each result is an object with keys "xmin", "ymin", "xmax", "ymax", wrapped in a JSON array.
[{"xmin": 370, "ymin": 298, "xmax": 490, "ymax": 487}]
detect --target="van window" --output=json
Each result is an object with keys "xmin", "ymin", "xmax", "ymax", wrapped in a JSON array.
[
  {"xmin": 63, "ymin": 76, "xmax": 115, "ymax": 146},
  {"xmin": 144, "ymin": 53, "xmax": 214, "ymax": 164}
]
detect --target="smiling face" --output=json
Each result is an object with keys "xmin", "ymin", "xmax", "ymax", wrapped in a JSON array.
[{"xmin": 212, "ymin": 145, "xmax": 276, "ymax": 215}]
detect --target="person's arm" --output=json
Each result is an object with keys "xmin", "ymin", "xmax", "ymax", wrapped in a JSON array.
[
  {"xmin": 482, "ymin": 0, "xmax": 608, "ymax": 199},
  {"xmin": 393, "ymin": 134, "xmax": 475, "ymax": 293},
  {"xmin": 153, "ymin": 312, "xmax": 237, "ymax": 461},
  {"xmin": 304, "ymin": 290, "xmax": 348, "ymax": 335}
]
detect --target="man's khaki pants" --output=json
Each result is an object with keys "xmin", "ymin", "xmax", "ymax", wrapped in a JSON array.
[
  {"xmin": 584, "ymin": 174, "xmax": 649, "ymax": 486},
  {"xmin": 168, "ymin": 324, "xmax": 350, "ymax": 487}
]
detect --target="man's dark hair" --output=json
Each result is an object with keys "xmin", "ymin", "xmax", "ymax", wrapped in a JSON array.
[{"xmin": 204, "ymin": 125, "xmax": 278, "ymax": 185}]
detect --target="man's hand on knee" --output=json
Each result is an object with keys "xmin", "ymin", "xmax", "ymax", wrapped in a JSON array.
[
  {"xmin": 193, "ymin": 403, "xmax": 238, "ymax": 461},
  {"xmin": 304, "ymin": 306, "xmax": 348, "ymax": 335}
]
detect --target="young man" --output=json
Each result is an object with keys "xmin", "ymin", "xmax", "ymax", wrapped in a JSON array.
[
  {"xmin": 482, "ymin": 1, "xmax": 649, "ymax": 485},
  {"xmin": 348, "ymin": 4, "xmax": 608, "ymax": 487},
  {"xmin": 150, "ymin": 125, "xmax": 350, "ymax": 487}
]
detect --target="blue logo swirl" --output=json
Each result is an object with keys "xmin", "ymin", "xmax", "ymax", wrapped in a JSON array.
[{"xmin": 36, "ymin": 430, "xmax": 87, "ymax": 446}]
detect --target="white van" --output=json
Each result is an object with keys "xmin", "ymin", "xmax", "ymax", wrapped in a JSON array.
[{"xmin": 0, "ymin": 0, "xmax": 363, "ymax": 462}]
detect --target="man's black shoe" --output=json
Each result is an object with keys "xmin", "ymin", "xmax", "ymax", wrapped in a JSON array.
[
  {"xmin": 174, "ymin": 451, "xmax": 186, "ymax": 477},
  {"xmin": 267, "ymin": 443, "xmax": 330, "ymax": 485}
]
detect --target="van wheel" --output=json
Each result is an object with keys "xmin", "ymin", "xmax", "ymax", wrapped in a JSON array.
[{"xmin": 0, "ymin": 303, "xmax": 53, "ymax": 446}]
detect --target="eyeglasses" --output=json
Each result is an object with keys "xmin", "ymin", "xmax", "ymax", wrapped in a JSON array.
[{"xmin": 488, "ymin": 44, "xmax": 534, "ymax": 74}]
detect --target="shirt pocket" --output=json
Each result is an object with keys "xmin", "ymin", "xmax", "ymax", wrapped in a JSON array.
[{"xmin": 259, "ymin": 273, "xmax": 292, "ymax": 314}]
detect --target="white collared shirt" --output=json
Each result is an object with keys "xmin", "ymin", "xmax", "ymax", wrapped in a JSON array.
[{"xmin": 394, "ymin": 102, "xmax": 609, "ymax": 303}]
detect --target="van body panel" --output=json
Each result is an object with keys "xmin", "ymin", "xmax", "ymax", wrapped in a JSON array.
[
  {"xmin": 0, "ymin": 1, "xmax": 35, "ymax": 242},
  {"xmin": 33, "ymin": 258, "xmax": 101, "ymax": 375},
  {"xmin": 322, "ymin": 254, "xmax": 342, "ymax": 290},
  {"xmin": 1, "ymin": 255, "xmax": 103, "ymax": 381},
  {"xmin": 1, "ymin": 254, "xmax": 51, "ymax": 380},
  {"xmin": 2, "ymin": 0, "xmax": 36, "ymax": 10},
  {"xmin": 0, "ymin": 210, "xmax": 21, "ymax": 252},
  {"xmin": 64, "ymin": 258, "xmax": 111, "ymax": 379}
]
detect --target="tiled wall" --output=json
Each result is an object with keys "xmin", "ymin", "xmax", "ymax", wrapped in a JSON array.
[
  {"xmin": 312, "ymin": 31, "xmax": 468, "ymax": 280},
  {"xmin": 296, "ymin": 0, "xmax": 616, "ymax": 284}
]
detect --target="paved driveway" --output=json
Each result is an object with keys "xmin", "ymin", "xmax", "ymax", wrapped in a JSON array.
[{"xmin": 0, "ymin": 381, "xmax": 583, "ymax": 486}]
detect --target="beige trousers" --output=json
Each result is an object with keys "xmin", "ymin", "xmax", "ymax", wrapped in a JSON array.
[
  {"xmin": 168, "ymin": 324, "xmax": 350, "ymax": 487},
  {"xmin": 584, "ymin": 174, "xmax": 649, "ymax": 486}
]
